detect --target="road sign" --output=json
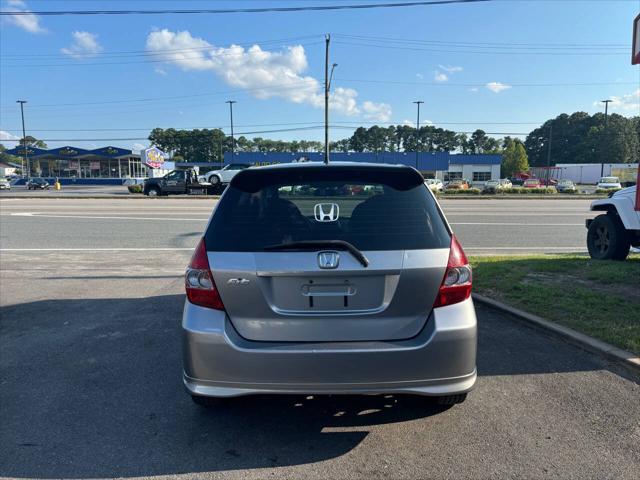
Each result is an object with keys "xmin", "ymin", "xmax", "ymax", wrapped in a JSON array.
[{"xmin": 633, "ymin": 13, "xmax": 640, "ymax": 65}]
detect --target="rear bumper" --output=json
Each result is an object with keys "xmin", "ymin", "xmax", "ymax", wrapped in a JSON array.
[{"xmin": 182, "ymin": 297, "xmax": 477, "ymax": 397}]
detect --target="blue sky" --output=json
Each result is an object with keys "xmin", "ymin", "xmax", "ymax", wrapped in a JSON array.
[{"xmin": 1, "ymin": 0, "xmax": 639, "ymax": 152}]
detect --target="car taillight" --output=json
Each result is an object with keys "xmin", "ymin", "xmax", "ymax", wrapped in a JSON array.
[
  {"xmin": 433, "ymin": 235, "xmax": 472, "ymax": 308},
  {"xmin": 185, "ymin": 238, "xmax": 225, "ymax": 310}
]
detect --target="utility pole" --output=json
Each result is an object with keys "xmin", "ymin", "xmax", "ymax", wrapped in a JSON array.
[
  {"xmin": 546, "ymin": 125, "xmax": 553, "ymax": 185},
  {"xmin": 413, "ymin": 100, "xmax": 424, "ymax": 169},
  {"xmin": 16, "ymin": 100, "xmax": 28, "ymax": 179},
  {"xmin": 324, "ymin": 34, "xmax": 334, "ymax": 165},
  {"xmin": 226, "ymin": 100, "xmax": 236, "ymax": 163},
  {"xmin": 600, "ymin": 99, "xmax": 612, "ymax": 177}
]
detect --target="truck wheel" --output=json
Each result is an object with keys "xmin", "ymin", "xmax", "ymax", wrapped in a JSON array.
[
  {"xmin": 209, "ymin": 175, "xmax": 220, "ymax": 185},
  {"xmin": 146, "ymin": 187, "xmax": 160, "ymax": 197},
  {"xmin": 587, "ymin": 214, "xmax": 630, "ymax": 260}
]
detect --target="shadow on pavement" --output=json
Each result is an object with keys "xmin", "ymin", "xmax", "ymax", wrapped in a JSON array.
[{"xmin": 0, "ymin": 295, "xmax": 631, "ymax": 478}]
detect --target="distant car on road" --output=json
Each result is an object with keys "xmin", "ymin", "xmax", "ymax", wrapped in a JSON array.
[
  {"xmin": 27, "ymin": 178, "xmax": 50, "ymax": 190},
  {"xmin": 183, "ymin": 162, "xmax": 476, "ymax": 408},
  {"xmin": 444, "ymin": 179, "xmax": 470, "ymax": 190},
  {"xmin": 424, "ymin": 178, "xmax": 443, "ymax": 192},
  {"xmin": 556, "ymin": 179, "xmax": 577, "ymax": 193},
  {"xmin": 197, "ymin": 163, "xmax": 251, "ymax": 186},
  {"xmin": 510, "ymin": 177, "xmax": 525, "ymax": 186},
  {"xmin": 0, "ymin": 177, "xmax": 10, "ymax": 190},
  {"xmin": 523, "ymin": 179, "xmax": 544, "ymax": 189},
  {"xmin": 596, "ymin": 176, "xmax": 622, "ymax": 190}
]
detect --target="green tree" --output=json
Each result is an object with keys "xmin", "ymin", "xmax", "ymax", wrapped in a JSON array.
[
  {"xmin": 19, "ymin": 136, "xmax": 47, "ymax": 149},
  {"xmin": 501, "ymin": 138, "xmax": 529, "ymax": 177}
]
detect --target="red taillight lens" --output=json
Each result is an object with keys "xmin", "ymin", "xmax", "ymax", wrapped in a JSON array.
[
  {"xmin": 433, "ymin": 235, "xmax": 472, "ymax": 308},
  {"xmin": 185, "ymin": 238, "xmax": 225, "ymax": 310}
]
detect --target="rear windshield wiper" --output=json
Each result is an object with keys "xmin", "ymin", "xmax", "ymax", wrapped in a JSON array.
[{"xmin": 263, "ymin": 240, "xmax": 369, "ymax": 268}]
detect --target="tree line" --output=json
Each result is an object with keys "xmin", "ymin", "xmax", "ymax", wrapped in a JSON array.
[{"xmin": 1, "ymin": 112, "xmax": 637, "ymax": 177}]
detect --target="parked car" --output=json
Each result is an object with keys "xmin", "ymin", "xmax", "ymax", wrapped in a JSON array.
[
  {"xmin": 499, "ymin": 179, "xmax": 512, "ymax": 189},
  {"xmin": 444, "ymin": 179, "xmax": 470, "ymax": 190},
  {"xmin": 0, "ymin": 177, "xmax": 10, "ymax": 190},
  {"xmin": 27, "ymin": 178, "xmax": 50, "ymax": 190},
  {"xmin": 424, "ymin": 178, "xmax": 443, "ymax": 192},
  {"xmin": 482, "ymin": 180, "xmax": 502, "ymax": 193},
  {"xmin": 596, "ymin": 176, "xmax": 622, "ymax": 190},
  {"xmin": 183, "ymin": 162, "xmax": 477, "ymax": 407},
  {"xmin": 510, "ymin": 177, "xmax": 525, "ymax": 186},
  {"xmin": 556, "ymin": 179, "xmax": 577, "ymax": 193},
  {"xmin": 197, "ymin": 163, "xmax": 251, "ymax": 185},
  {"xmin": 586, "ymin": 180, "xmax": 640, "ymax": 260},
  {"xmin": 523, "ymin": 178, "xmax": 544, "ymax": 189}
]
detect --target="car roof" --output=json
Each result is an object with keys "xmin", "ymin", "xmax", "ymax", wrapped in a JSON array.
[{"xmin": 246, "ymin": 161, "xmax": 417, "ymax": 171}]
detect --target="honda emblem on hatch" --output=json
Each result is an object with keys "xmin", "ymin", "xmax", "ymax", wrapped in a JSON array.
[
  {"xmin": 314, "ymin": 203, "xmax": 339, "ymax": 222},
  {"xmin": 318, "ymin": 251, "xmax": 340, "ymax": 269}
]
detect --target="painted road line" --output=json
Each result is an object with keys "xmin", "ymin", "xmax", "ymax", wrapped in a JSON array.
[{"xmin": 7, "ymin": 213, "xmax": 208, "ymax": 221}]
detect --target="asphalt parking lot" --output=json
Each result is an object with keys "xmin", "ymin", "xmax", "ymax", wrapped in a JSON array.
[{"xmin": 1, "ymin": 197, "xmax": 639, "ymax": 479}]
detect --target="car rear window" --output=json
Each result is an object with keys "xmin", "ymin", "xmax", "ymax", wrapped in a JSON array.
[{"xmin": 205, "ymin": 166, "xmax": 451, "ymax": 251}]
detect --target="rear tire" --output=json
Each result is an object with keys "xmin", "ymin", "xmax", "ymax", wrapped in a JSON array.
[
  {"xmin": 190, "ymin": 394, "xmax": 229, "ymax": 408},
  {"xmin": 435, "ymin": 393, "xmax": 467, "ymax": 405},
  {"xmin": 209, "ymin": 175, "xmax": 221, "ymax": 185},
  {"xmin": 146, "ymin": 187, "xmax": 160, "ymax": 197},
  {"xmin": 587, "ymin": 214, "xmax": 630, "ymax": 260}
]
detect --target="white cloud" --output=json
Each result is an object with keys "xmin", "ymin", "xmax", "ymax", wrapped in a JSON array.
[
  {"xmin": 146, "ymin": 29, "xmax": 390, "ymax": 119},
  {"xmin": 402, "ymin": 119, "xmax": 415, "ymax": 127},
  {"xmin": 434, "ymin": 71, "xmax": 448, "ymax": 82},
  {"xmin": 438, "ymin": 65, "xmax": 463, "ymax": 74},
  {"xmin": 594, "ymin": 89, "xmax": 640, "ymax": 113},
  {"xmin": 132, "ymin": 142, "xmax": 148, "ymax": 152},
  {"xmin": 486, "ymin": 82, "xmax": 512, "ymax": 93},
  {"xmin": 0, "ymin": 130, "xmax": 20, "ymax": 144},
  {"xmin": 362, "ymin": 101, "xmax": 392, "ymax": 122},
  {"xmin": 154, "ymin": 67, "xmax": 168, "ymax": 76},
  {"xmin": 61, "ymin": 31, "xmax": 103, "ymax": 59},
  {"xmin": 3, "ymin": 0, "xmax": 46, "ymax": 34}
]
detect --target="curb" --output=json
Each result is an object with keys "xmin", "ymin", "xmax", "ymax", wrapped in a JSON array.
[{"xmin": 473, "ymin": 293, "xmax": 640, "ymax": 374}]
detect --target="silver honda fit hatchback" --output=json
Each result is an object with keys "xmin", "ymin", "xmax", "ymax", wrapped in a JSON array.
[{"xmin": 183, "ymin": 162, "xmax": 477, "ymax": 406}]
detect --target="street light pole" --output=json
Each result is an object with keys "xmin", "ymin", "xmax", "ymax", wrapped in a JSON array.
[
  {"xmin": 323, "ymin": 34, "xmax": 335, "ymax": 165},
  {"xmin": 16, "ymin": 100, "xmax": 28, "ymax": 179},
  {"xmin": 225, "ymin": 100, "xmax": 236, "ymax": 164},
  {"xmin": 413, "ymin": 100, "xmax": 424, "ymax": 169},
  {"xmin": 600, "ymin": 99, "xmax": 612, "ymax": 177}
]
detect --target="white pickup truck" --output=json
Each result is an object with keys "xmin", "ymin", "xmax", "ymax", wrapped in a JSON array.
[{"xmin": 586, "ymin": 173, "xmax": 640, "ymax": 260}]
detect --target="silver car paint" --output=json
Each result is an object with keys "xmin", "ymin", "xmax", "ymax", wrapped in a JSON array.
[
  {"xmin": 208, "ymin": 249, "xmax": 449, "ymax": 343},
  {"xmin": 183, "ymin": 296, "xmax": 477, "ymax": 397}
]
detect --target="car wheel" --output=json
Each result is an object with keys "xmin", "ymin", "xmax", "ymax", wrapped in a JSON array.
[
  {"xmin": 146, "ymin": 187, "xmax": 160, "ymax": 197},
  {"xmin": 435, "ymin": 393, "xmax": 467, "ymax": 405},
  {"xmin": 587, "ymin": 214, "xmax": 630, "ymax": 260},
  {"xmin": 190, "ymin": 394, "xmax": 229, "ymax": 408},
  {"xmin": 209, "ymin": 175, "xmax": 220, "ymax": 185}
]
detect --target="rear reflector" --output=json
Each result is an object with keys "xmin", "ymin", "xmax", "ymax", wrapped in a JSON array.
[
  {"xmin": 185, "ymin": 238, "xmax": 225, "ymax": 310},
  {"xmin": 433, "ymin": 235, "xmax": 472, "ymax": 308}
]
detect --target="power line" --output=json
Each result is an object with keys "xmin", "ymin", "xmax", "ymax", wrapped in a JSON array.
[
  {"xmin": 333, "ymin": 40, "xmax": 629, "ymax": 55},
  {"xmin": 0, "ymin": 1, "xmax": 492, "ymax": 16}
]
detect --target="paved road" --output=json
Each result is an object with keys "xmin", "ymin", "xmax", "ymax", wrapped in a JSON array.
[
  {"xmin": 1, "ymin": 249, "xmax": 638, "ymax": 479},
  {"xmin": 0, "ymin": 197, "xmax": 597, "ymax": 254}
]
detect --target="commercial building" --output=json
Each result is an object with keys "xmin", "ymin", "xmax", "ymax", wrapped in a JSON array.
[
  {"xmin": 4, "ymin": 145, "xmax": 144, "ymax": 182},
  {"xmin": 224, "ymin": 151, "xmax": 502, "ymax": 184}
]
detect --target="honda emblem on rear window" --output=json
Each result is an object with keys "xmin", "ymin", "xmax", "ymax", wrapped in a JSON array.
[
  {"xmin": 314, "ymin": 203, "xmax": 339, "ymax": 222},
  {"xmin": 318, "ymin": 251, "xmax": 340, "ymax": 269}
]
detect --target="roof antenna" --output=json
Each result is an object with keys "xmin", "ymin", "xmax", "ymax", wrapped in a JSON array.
[{"xmin": 324, "ymin": 34, "xmax": 337, "ymax": 165}]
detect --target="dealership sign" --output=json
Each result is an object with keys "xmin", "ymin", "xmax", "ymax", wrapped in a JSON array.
[{"xmin": 142, "ymin": 147, "xmax": 167, "ymax": 169}]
